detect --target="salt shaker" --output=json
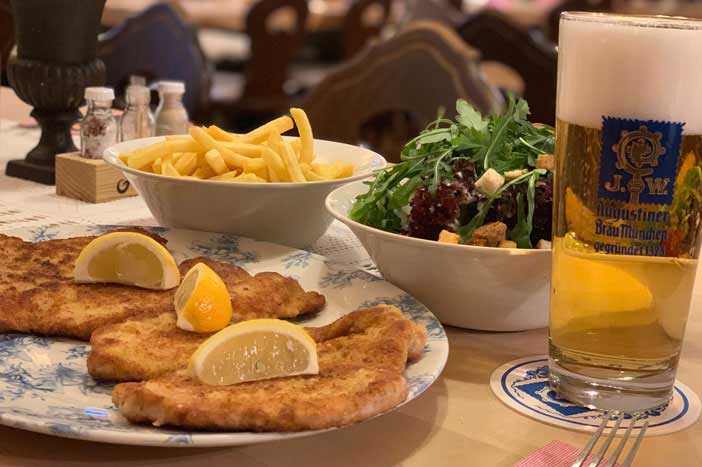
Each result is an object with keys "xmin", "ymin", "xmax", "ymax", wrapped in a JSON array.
[
  {"xmin": 154, "ymin": 81, "xmax": 189, "ymax": 136},
  {"xmin": 80, "ymin": 87, "xmax": 118, "ymax": 159},
  {"xmin": 120, "ymin": 85, "xmax": 155, "ymax": 141}
]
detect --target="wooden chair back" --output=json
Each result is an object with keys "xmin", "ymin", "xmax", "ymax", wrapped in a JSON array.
[
  {"xmin": 303, "ymin": 21, "xmax": 502, "ymax": 162},
  {"xmin": 458, "ymin": 10, "xmax": 557, "ymax": 125},
  {"xmin": 98, "ymin": 2, "xmax": 210, "ymax": 119},
  {"xmin": 342, "ymin": 0, "xmax": 392, "ymax": 58},
  {"xmin": 0, "ymin": 0, "xmax": 13, "ymax": 73},
  {"xmin": 243, "ymin": 0, "xmax": 308, "ymax": 101}
]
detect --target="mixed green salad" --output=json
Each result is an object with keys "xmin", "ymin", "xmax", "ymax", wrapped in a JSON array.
[{"xmin": 350, "ymin": 98, "xmax": 555, "ymax": 248}]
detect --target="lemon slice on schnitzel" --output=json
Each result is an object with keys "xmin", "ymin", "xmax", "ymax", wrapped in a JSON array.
[
  {"xmin": 73, "ymin": 232, "xmax": 180, "ymax": 290},
  {"xmin": 190, "ymin": 319, "xmax": 319, "ymax": 386},
  {"xmin": 175, "ymin": 262, "xmax": 232, "ymax": 333}
]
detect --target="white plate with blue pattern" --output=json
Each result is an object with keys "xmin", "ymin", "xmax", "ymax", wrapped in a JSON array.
[{"xmin": 0, "ymin": 225, "xmax": 448, "ymax": 447}]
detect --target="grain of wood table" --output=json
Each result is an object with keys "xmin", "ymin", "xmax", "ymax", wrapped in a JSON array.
[
  {"xmin": 102, "ymin": 0, "xmax": 350, "ymax": 33},
  {"xmin": 0, "ymin": 87, "xmax": 700, "ymax": 467}
]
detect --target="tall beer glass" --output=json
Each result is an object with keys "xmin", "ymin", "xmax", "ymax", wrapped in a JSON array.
[{"xmin": 550, "ymin": 13, "xmax": 702, "ymax": 412}]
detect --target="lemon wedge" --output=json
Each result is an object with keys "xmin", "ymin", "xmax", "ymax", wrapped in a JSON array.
[
  {"xmin": 189, "ymin": 319, "xmax": 319, "ymax": 386},
  {"xmin": 174, "ymin": 262, "xmax": 233, "ymax": 333},
  {"xmin": 73, "ymin": 232, "xmax": 180, "ymax": 290}
]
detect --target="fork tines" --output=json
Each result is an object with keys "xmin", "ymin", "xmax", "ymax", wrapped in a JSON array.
[{"xmin": 572, "ymin": 411, "xmax": 649, "ymax": 467}]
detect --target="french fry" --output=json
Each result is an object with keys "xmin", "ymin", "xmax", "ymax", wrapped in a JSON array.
[
  {"xmin": 126, "ymin": 142, "xmax": 171, "ymax": 170},
  {"xmin": 169, "ymin": 139, "xmax": 205, "ymax": 154},
  {"xmin": 312, "ymin": 161, "xmax": 354, "ymax": 179},
  {"xmin": 261, "ymin": 147, "xmax": 287, "ymax": 182},
  {"xmin": 161, "ymin": 158, "xmax": 180, "ymax": 177},
  {"xmin": 290, "ymin": 138, "xmax": 302, "ymax": 160},
  {"xmin": 193, "ymin": 166, "xmax": 216, "ymax": 179},
  {"xmin": 234, "ymin": 173, "xmax": 267, "ymax": 183},
  {"xmin": 152, "ymin": 158, "xmax": 162, "ymax": 174},
  {"xmin": 281, "ymin": 140, "xmax": 306, "ymax": 182},
  {"xmin": 219, "ymin": 141, "xmax": 263, "ymax": 158},
  {"xmin": 207, "ymin": 125, "xmax": 237, "ymax": 141},
  {"xmin": 190, "ymin": 127, "xmax": 247, "ymax": 168},
  {"xmin": 300, "ymin": 163, "xmax": 325, "ymax": 181},
  {"xmin": 243, "ymin": 158, "xmax": 269, "ymax": 181},
  {"xmin": 210, "ymin": 170, "xmax": 242, "ymax": 181},
  {"xmin": 118, "ymin": 152, "xmax": 129, "ymax": 164},
  {"xmin": 239, "ymin": 116, "xmax": 294, "ymax": 144},
  {"xmin": 205, "ymin": 149, "xmax": 229, "ymax": 175},
  {"xmin": 174, "ymin": 152, "xmax": 198, "ymax": 175},
  {"xmin": 290, "ymin": 108, "xmax": 314, "ymax": 164}
]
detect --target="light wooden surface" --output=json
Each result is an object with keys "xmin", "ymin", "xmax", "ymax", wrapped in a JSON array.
[
  {"xmin": 55, "ymin": 152, "xmax": 137, "ymax": 203},
  {"xmin": 1, "ymin": 84, "xmax": 700, "ymax": 467},
  {"xmin": 102, "ymin": 0, "xmax": 350, "ymax": 33}
]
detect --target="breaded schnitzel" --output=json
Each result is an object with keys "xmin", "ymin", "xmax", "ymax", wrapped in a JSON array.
[
  {"xmin": 0, "ymin": 232, "xmax": 325, "ymax": 340},
  {"xmin": 89, "ymin": 305, "xmax": 420, "ymax": 382},
  {"xmin": 114, "ymin": 368, "xmax": 407, "ymax": 431},
  {"xmin": 113, "ymin": 306, "xmax": 425, "ymax": 431},
  {"xmin": 0, "ymin": 228, "xmax": 166, "ymax": 296}
]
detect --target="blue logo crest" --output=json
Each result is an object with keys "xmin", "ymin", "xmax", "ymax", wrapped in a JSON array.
[{"xmin": 598, "ymin": 117, "xmax": 683, "ymax": 205}]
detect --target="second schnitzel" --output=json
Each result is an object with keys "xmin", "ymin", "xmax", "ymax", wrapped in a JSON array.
[
  {"xmin": 89, "ymin": 305, "xmax": 423, "ymax": 382},
  {"xmin": 113, "ymin": 306, "xmax": 426, "ymax": 431}
]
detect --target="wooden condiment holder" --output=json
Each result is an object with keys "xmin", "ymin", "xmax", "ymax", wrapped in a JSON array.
[{"xmin": 55, "ymin": 152, "xmax": 137, "ymax": 203}]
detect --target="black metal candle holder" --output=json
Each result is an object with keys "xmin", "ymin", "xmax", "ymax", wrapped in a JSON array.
[{"xmin": 5, "ymin": 0, "xmax": 106, "ymax": 185}]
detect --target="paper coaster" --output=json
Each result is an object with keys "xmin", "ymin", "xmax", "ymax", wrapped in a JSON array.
[{"xmin": 490, "ymin": 356, "xmax": 701, "ymax": 436}]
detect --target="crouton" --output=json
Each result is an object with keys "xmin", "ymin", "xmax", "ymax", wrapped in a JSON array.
[
  {"xmin": 467, "ymin": 222, "xmax": 507, "ymax": 247},
  {"xmin": 536, "ymin": 154, "xmax": 555, "ymax": 171},
  {"xmin": 438, "ymin": 230, "xmax": 460, "ymax": 244},
  {"xmin": 498, "ymin": 240, "xmax": 517, "ymax": 248}
]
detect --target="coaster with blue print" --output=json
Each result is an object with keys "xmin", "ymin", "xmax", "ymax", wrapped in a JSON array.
[{"xmin": 490, "ymin": 356, "xmax": 700, "ymax": 436}]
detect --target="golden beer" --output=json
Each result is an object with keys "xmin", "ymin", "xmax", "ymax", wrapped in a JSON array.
[{"xmin": 550, "ymin": 13, "xmax": 702, "ymax": 411}]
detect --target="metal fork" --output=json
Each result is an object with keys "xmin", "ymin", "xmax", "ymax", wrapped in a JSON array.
[{"xmin": 572, "ymin": 412, "xmax": 649, "ymax": 467}]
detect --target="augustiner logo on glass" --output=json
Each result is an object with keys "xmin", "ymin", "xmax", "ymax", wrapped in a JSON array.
[{"xmin": 595, "ymin": 117, "xmax": 684, "ymax": 257}]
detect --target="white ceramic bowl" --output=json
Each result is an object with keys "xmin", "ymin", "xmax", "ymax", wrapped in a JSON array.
[
  {"xmin": 104, "ymin": 137, "xmax": 386, "ymax": 248},
  {"xmin": 326, "ymin": 181, "xmax": 551, "ymax": 331}
]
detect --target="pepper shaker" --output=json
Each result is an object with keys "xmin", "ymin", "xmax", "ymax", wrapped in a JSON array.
[
  {"xmin": 120, "ymin": 85, "xmax": 155, "ymax": 141},
  {"xmin": 154, "ymin": 81, "xmax": 189, "ymax": 136}
]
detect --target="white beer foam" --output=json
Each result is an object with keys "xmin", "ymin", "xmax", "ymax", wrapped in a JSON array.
[{"xmin": 557, "ymin": 14, "xmax": 702, "ymax": 134}]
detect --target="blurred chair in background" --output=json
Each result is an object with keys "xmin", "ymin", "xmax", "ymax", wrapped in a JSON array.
[
  {"xmin": 98, "ymin": 3, "xmax": 211, "ymax": 121},
  {"xmin": 458, "ymin": 10, "xmax": 557, "ymax": 125},
  {"xmin": 342, "ymin": 0, "xmax": 392, "ymax": 58},
  {"xmin": 0, "ymin": 0, "xmax": 14, "ymax": 81},
  {"xmin": 291, "ymin": 0, "xmax": 393, "ymax": 93},
  {"xmin": 402, "ymin": 0, "xmax": 467, "ymax": 27},
  {"xmin": 210, "ymin": 0, "xmax": 308, "ymax": 130},
  {"xmin": 303, "ymin": 21, "xmax": 502, "ymax": 162}
]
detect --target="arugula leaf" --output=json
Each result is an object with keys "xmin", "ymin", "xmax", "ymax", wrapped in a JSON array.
[
  {"xmin": 456, "ymin": 99, "xmax": 488, "ymax": 131},
  {"xmin": 509, "ymin": 170, "xmax": 540, "ymax": 248}
]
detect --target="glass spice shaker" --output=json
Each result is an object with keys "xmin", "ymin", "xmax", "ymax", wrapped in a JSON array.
[
  {"xmin": 154, "ymin": 81, "xmax": 189, "ymax": 136},
  {"xmin": 80, "ymin": 87, "xmax": 118, "ymax": 159},
  {"xmin": 120, "ymin": 85, "xmax": 155, "ymax": 141}
]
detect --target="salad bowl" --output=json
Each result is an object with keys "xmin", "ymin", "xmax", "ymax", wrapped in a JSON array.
[{"xmin": 326, "ymin": 181, "xmax": 551, "ymax": 331}]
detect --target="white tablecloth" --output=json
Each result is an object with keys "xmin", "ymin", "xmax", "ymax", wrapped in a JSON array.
[{"xmin": 0, "ymin": 119, "xmax": 376, "ymax": 272}]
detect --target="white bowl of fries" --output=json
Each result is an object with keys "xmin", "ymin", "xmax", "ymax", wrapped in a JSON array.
[{"xmin": 104, "ymin": 111, "xmax": 386, "ymax": 248}]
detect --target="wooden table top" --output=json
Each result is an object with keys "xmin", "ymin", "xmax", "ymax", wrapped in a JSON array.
[
  {"xmin": 0, "ymin": 90, "xmax": 700, "ymax": 466},
  {"xmin": 102, "ymin": 0, "xmax": 350, "ymax": 33}
]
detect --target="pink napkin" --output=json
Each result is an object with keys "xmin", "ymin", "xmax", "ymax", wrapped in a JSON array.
[{"xmin": 515, "ymin": 440, "xmax": 621, "ymax": 467}]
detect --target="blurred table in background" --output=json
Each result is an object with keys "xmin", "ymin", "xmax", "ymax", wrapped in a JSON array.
[{"xmin": 103, "ymin": 0, "xmax": 350, "ymax": 33}]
